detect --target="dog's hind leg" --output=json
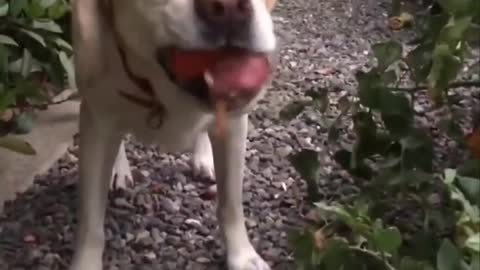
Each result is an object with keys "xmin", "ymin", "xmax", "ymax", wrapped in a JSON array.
[
  {"xmin": 210, "ymin": 114, "xmax": 270, "ymax": 270},
  {"xmin": 110, "ymin": 140, "xmax": 133, "ymax": 189},
  {"xmin": 69, "ymin": 103, "xmax": 122, "ymax": 270}
]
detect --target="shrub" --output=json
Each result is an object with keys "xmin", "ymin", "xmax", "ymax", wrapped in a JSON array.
[
  {"xmin": 286, "ymin": 0, "xmax": 480, "ymax": 269},
  {"xmin": 0, "ymin": 0, "xmax": 72, "ymax": 154}
]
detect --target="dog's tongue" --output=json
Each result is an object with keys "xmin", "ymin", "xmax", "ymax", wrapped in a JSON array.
[
  {"xmin": 205, "ymin": 52, "xmax": 271, "ymax": 100},
  {"xmin": 168, "ymin": 48, "xmax": 271, "ymax": 100}
]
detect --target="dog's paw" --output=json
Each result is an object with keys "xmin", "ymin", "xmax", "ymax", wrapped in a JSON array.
[
  {"xmin": 110, "ymin": 155, "xmax": 133, "ymax": 190},
  {"xmin": 69, "ymin": 260, "xmax": 102, "ymax": 270},
  {"xmin": 69, "ymin": 250, "xmax": 103, "ymax": 270},
  {"xmin": 228, "ymin": 248, "xmax": 271, "ymax": 270},
  {"xmin": 191, "ymin": 149, "xmax": 215, "ymax": 179}
]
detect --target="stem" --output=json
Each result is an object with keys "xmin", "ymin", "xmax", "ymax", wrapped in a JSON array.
[
  {"xmin": 389, "ymin": 80, "xmax": 480, "ymax": 92},
  {"xmin": 20, "ymin": 49, "xmax": 32, "ymax": 78}
]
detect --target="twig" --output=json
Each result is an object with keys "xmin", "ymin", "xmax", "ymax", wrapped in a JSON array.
[
  {"xmin": 390, "ymin": 80, "xmax": 480, "ymax": 92},
  {"xmin": 23, "ymin": 92, "xmax": 80, "ymax": 111}
]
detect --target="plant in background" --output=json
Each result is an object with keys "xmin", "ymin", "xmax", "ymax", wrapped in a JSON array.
[
  {"xmin": 0, "ymin": 0, "xmax": 73, "ymax": 155},
  {"xmin": 286, "ymin": 0, "xmax": 480, "ymax": 269}
]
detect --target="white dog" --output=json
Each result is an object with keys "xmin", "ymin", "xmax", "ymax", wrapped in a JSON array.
[{"xmin": 70, "ymin": 0, "xmax": 277, "ymax": 269}]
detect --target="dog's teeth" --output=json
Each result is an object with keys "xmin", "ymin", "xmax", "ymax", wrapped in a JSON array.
[{"xmin": 204, "ymin": 71, "xmax": 214, "ymax": 88}]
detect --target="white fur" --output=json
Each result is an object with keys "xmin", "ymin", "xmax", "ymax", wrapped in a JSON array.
[{"xmin": 70, "ymin": 0, "xmax": 277, "ymax": 269}]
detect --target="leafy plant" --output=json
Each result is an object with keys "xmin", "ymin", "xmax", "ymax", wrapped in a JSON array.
[
  {"xmin": 287, "ymin": 0, "xmax": 480, "ymax": 269},
  {"xmin": 0, "ymin": 0, "xmax": 73, "ymax": 155},
  {"xmin": 289, "ymin": 168, "xmax": 479, "ymax": 270}
]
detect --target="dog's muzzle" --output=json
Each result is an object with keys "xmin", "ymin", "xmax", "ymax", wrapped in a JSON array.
[{"xmin": 194, "ymin": 0, "xmax": 252, "ymax": 43}]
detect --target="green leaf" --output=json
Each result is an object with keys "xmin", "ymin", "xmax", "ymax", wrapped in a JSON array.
[
  {"xmin": 333, "ymin": 149, "xmax": 373, "ymax": 179},
  {"xmin": 399, "ymin": 257, "xmax": 432, "ymax": 270},
  {"xmin": 399, "ymin": 128, "xmax": 434, "ymax": 172},
  {"xmin": 437, "ymin": 0, "xmax": 471, "ymax": 15},
  {"xmin": 372, "ymin": 41, "xmax": 403, "ymax": 71},
  {"xmin": 379, "ymin": 91, "xmax": 413, "ymax": 137},
  {"xmin": 0, "ymin": 44, "xmax": 8, "ymax": 77},
  {"xmin": 25, "ymin": 0, "xmax": 46, "ymax": 18},
  {"xmin": 379, "ymin": 92, "xmax": 412, "ymax": 116},
  {"xmin": 58, "ymin": 50, "xmax": 74, "ymax": 87},
  {"xmin": 465, "ymin": 233, "xmax": 480, "ymax": 253},
  {"xmin": 427, "ymin": 43, "xmax": 462, "ymax": 102},
  {"xmin": 356, "ymin": 70, "xmax": 384, "ymax": 109},
  {"xmin": 0, "ymin": 35, "xmax": 18, "ymax": 47},
  {"xmin": 456, "ymin": 175, "xmax": 480, "ymax": 205},
  {"xmin": 32, "ymin": 19, "xmax": 63, "ymax": 33},
  {"xmin": 279, "ymin": 101, "xmax": 307, "ymax": 121},
  {"xmin": 353, "ymin": 111, "xmax": 377, "ymax": 138},
  {"xmin": 48, "ymin": 0, "xmax": 69, "ymax": 19},
  {"xmin": 372, "ymin": 169, "xmax": 434, "ymax": 188},
  {"xmin": 305, "ymin": 89, "xmax": 329, "ymax": 113},
  {"xmin": 0, "ymin": 1, "xmax": 8, "ymax": 17},
  {"xmin": 457, "ymin": 159, "xmax": 480, "ymax": 179},
  {"xmin": 439, "ymin": 16, "xmax": 473, "ymax": 47},
  {"xmin": 19, "ymin": 29, "xmax": 47, "ymax": 47},
  {"xmin": 54, "ymin": 37, "xmax": 72, "ymax": 51},
  {"xmin": 382, "ymin": 113, "xmax": 413, "ymax": 138},
  {"xmin": 402, "ymin": 231, "xmax": 440, "ymax": 263},
  {"xmin": 437, "ymin": 239, "xmax": 462, "ymax": 270},
  {"xmin": 382, "ymin": 70, "xmax": 398, "ymax": 85},
  {"xmin": 9, "ymin": 0, "xmax": 28, "ymax": 16},
  {"xmin": 374, "ymin": 227, "xmax": 402, "ymax": 254},
  {"xmin": 321, "ymin": 239, "xmax": 353, "ymax": 270},
  {"xmin": 0, "ymin": 90, "xmax": 16, "ymax": 112},
  {"xmin": 406, "ymin": 42, "xmax": 434, "ymax": 83},
  {"xmin": 465, "ymin": 23, "xmax": 480, "ymax": 47},
  {"xmin": 444, "ymin": 168, "xmax": 457, "ymax": 185},
  {"xmin": 0, "ymin": 136, "xmax": 36, "ymax": 155},
  {"xmin": 288, "ymin": 229, "xmax": 320, "ymax": 270},
  {"xmin": 289, "ymin": 150, "xmax": 321, "ymax": 201},
  {"xmin": 348, "ymin": 247, "xmax": 393, "ymax": 270},
  {"xmin": 471, "ymin": 254, "xmax": 480, "ymax": 270},
  {"xmin": 39, "ymin": 0, "xmax": 57, "ymax": 8}
]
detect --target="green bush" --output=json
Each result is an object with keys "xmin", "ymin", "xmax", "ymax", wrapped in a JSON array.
[
  {"xmin": 286, "ymin": 0, "xmax": 480, "ymax": 269},
  {"xmin": 0, "ymin": 0, "xmax": 72, "ymax": 155}
]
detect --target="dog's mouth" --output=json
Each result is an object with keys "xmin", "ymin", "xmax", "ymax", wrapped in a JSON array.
[{"xmin": 156, "ymin": 47, "xmax": 272, "ymax": 110}]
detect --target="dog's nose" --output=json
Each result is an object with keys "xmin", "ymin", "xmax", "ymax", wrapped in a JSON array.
[{"xmin": 194, "ymin": 0, "xmax": 252, "ymax": 29}]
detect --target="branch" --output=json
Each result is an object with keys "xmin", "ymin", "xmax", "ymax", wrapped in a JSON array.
[{"xmin": 390, "ymin": 80, "xmax": 480, "ymax": 92}]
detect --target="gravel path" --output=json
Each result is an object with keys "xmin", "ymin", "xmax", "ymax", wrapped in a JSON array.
[{"xmin": 1, "ymin": 0, "xmax": 478, "ymax": 269}]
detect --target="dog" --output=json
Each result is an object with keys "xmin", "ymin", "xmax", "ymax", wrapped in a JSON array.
[{"xmin": 70, "ymin": 0, "xmax": 277, "ymax": 269}]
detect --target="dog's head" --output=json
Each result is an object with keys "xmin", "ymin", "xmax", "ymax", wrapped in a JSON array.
[
  {"xmin": 73, "ymin": 0, "xmax": 277, "ymax": 110},
  {"xmin": 114, "ymin": 0, "xmax": 277, "ymax": 110}
]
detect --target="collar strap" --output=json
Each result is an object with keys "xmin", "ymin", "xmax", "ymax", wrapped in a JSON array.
[{"xmin": 102, "ymin": 0, "xmax": 156, "ymax": 108}]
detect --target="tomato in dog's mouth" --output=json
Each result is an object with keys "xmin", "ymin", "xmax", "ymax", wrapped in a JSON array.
[{"xmin": 156, "ymin": 47, "xmax": 272, "ymax": 108}]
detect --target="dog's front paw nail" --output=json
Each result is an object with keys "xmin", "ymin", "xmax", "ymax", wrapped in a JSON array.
[
  {"xmin": 228, "ymin": 249, "xmax": 271, "ymax": 270},
  {"xmin": 110, "ymin": 159, "xmax": 133, "ymax": 190},
  {"xmin": 192, "ymin": 152, "xmax": 215, "ymax": 180}
]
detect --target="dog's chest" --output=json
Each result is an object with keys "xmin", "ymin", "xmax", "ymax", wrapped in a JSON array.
[{"xmin": 89, "ymin": 55, "xmax": 215, "ymax": 152}]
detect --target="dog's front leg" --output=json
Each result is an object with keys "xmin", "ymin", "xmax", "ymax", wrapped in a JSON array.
[
  {"xmin": 69, "ymin": 103, "xmax": 122, "ymax": 270},
  {"xmin": 210, "ymin": 114, "xmax": 271, "ymax": 270},
  {"xmin": 110, "ymin": 140, "xmax": 133, "ymax": 189}
]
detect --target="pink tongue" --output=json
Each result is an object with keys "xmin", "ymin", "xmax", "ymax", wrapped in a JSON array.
[{"xmin": 206, "ymin": 52, "xmax": 271, "ymax": 99}]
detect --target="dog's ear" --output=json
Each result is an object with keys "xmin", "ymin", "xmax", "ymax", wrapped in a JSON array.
[
  {"xmin": 265, "ymin": 0, "xmax": 276, "ymax": 12},
  {"xmin": 71, "ymin": 0, "xmax": 112, "ymax": 89}
]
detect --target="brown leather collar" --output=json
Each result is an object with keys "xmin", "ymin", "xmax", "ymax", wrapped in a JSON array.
[{"xmin": 102, "ymin": 0, "xmax": 157, "ymax": 109}]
